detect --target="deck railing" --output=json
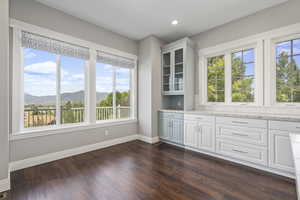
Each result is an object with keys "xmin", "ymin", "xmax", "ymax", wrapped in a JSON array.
[{"xmin": 24, "ymin": 106, "xmax": 130, "ymax": 128}]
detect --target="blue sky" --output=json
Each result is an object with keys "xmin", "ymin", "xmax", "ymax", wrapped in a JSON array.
[{"xmin": 24, "ymin": 48, "xmax": 130, "ymax": 97}]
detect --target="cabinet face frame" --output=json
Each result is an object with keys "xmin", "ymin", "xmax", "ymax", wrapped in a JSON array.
[
  {"xmin": 269, "ymin": 129, "xmax": 295, "ymax": 173},
  {"xmin": 184, "ymin": 119, "xmax": 215, "ymax": 152}
]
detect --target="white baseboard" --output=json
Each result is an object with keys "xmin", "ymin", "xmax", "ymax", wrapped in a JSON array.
[
  {"xmin": 0, "ymin": 175, "xmax": 10, "ymax": 192},
  {"xmin": 138, "ymin": 135, "xmax": 160, "ymax": 144},
  {"xmin": 10, "ymin": 134, "xmax": 139, "ymax": 172}
]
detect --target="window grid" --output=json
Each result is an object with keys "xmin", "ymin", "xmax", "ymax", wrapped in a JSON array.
[
  {"xmin": 276, "ymin": 39, "xmax": 300, "ymax": 103},
  {"xmin": 207, "ymin": 56, "xmax": 225, "ymax": 102},
  {"xmin": 231, "ymin": 49, "xmax": 255, "ymax": 102}
]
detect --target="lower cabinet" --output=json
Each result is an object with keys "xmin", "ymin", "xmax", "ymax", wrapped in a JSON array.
[
  {"xmin": 159, "ymin": 113, "xmax": 184, "ymax": 145},
  {"xmin": 216, "ymin": 139, "xmax": 268, "ymax": 166},
  {"xmin": 184, "ymin": 119, "xmax": 215, "ymax": 152},
  {"xmin": 159, "ymin": 112, "xmax": 298, "ymax": 178},
  {"xmin": 269, "ymin": 129, "xmax": 295, "ymax": 173}
]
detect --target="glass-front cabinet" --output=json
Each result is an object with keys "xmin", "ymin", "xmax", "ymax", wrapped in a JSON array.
[
  {"xmin": 163, "ymin": 52, "xmax": 171, "ymax": 92},
  {"xmin": 162, "ymin": 48, "xmax": 184, "ymax": 95},
  {"xmin": 161, "ymin": 37, "xmax": 195, "ymax": 111},
  {"xmin": 174, "ymin": 49, "xmax": 184, "ymax": 91}
]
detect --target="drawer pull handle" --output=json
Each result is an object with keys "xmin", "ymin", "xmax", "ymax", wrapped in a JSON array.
[
  {"xmin": 232, "ymin": 121, "xmax": 248, "ymax": 125},
  {"xmin": 232, "ymin": 132, "xmax": 248, "ymax": 137},
  {"xmin": 232, "ymin": 149, "xmax": 248, "ymax": 154},
  {"xmin": 296, "ymin": 127, "xmax": 300, "ymax": 129}
]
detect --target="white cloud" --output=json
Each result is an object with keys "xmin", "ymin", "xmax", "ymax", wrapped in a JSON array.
[
  {"xmin": 25, "ymin": 61, "xmax": 56, "ymax": 74},
  {"xmin": 24, "ymin": 49, "xmax": 37, "ymax": 59}
]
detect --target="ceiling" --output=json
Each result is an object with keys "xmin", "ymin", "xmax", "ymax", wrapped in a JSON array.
[{"xmin": 36, "ymin": 0, "xmax": 288, "ymax": 42}]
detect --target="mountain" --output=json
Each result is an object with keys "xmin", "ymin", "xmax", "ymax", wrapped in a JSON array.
[{"xmin": 25, "ymin": 91, "xmax": 108, "ymax": 105}]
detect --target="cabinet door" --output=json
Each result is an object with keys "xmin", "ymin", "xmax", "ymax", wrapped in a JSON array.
[
  {"xmin": 198, "ymin": 123, "xmax": 215, "ymax": 152},
  {"xmin": 270, "ymin": 130, "xmax": 294, "ymax": 173},
  {"xmin": 172, "ymin": 119, "xmax": 184, "ymax": 144},
  {"xmin": 173, "ymin": 48, "xmax": 184, "ymax": 92},
  {"xmin": 184, "ymin": 120, "xmax": 198, "ymax": 148},
  {"xmin": 159, "ymin": 118, "xmax": 172, "ymax": 140},
  {"xmin": 162, "ymin": 52, "xmax": 172, "ymax": 93}
]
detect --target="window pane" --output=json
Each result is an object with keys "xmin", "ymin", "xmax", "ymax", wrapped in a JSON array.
[
  {"xmin": 276, "ymin": 41, "xmax": 291, "ymax": 57},
  {"xmin": 277, "ymin": 39, "xmax": 300, "ymax": 103},
  {"xmin": 207, "ymin": 55, "xmax": 225, "ymax": 102},
  {"xmin": 24, "ymin": 48, "xmax": 57, "ymax": 128},
  {"xmin": 60, "ymin": 56, "xmax": 85, "ymax": 124},
  {"xmin": 293, "ymin": 39, "xmax": 300, "ymax": 55},
  {"xmin": 96, "ymin": 63, "xmax": 114, "ymax": 121},
  {"xmin": 243, "ymin": 49, "xmax": 255, "ymax": 63},
  {"xmin": 231, "ymin": 49, "xmax": 255, "ymax": 102},
  {"xmin": 116, "ymin": 67, "xmax": 131, "ymax": 119}
]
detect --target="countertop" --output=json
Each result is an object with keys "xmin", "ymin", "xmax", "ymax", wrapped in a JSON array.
[{"xmin": 159, "ymin": 109, "xmax": 300, "ymax": 122}]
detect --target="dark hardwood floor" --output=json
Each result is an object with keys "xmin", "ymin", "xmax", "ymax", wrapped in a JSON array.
[{"xmin": 9, "ymin": 141, "xmax": 297, "ymax": 200}]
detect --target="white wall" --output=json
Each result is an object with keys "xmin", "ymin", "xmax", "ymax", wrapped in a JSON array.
[
  {"xmin": 191, "ymin": 0, "xmax": 300, "ymax": 95},
  {"xmin": 138, "ymin": 36, "xmax": 165, "ymax": 138},
  {"xmin": 0, "ymin": 0, "xmax": 10, "ymax": 191},
  {"xmin": 9, "ymin": 0, "xmax": 139, "ymax": 163}
]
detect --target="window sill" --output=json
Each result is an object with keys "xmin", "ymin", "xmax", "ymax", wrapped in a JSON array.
[{"xmin": 10, "ymin": 118, "xmax": 138, "ymax": 141}]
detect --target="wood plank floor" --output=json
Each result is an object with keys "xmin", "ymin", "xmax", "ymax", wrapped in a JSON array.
[{"xmin": 9, "ymin": 141, "xmax": 297, "ymax": 200}]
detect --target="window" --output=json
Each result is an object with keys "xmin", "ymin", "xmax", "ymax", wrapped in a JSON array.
[
  {"xmin": 207, "ymin": 55, "xmax": 225, "ymax": 102},
  {"xmin": 202, "ymin": 41, "xmax": 262, "ymax": 105},
  {"xmin": 231, "ymin": 49, "xmax": 255, "ymax": 102},
  {"xmin": 12, "ymin": 23, "xmax": 137, "ymax": 134},
  {"xmin": 21, "ymin": 31, "xmax": 89, "ymax": 129},
  {"xmin": 276, "ymin": 39, "xmax": 300, "ymax": 103},
  {"xmin": 96, "ymin": 51, "xmax": 133, "ymax": 121},
  {"xmin": 24, "ymin": 48, "xmax": 57, "ymax": 128}
]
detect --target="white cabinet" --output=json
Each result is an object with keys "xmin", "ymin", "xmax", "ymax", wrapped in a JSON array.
[
  {"xmin": 269, "ymin": 120, "xmax": 300, "ymax": 174},
  {"xmin": 269, "ymin": 129, "xmax": 294, "ymax": 173},
  {"xmin": 159, "ymin": 112, "xmax": 184, "ymax": 145},
  {"xmin": 216, "ymin": 139, "xmax": 268, "ymax": 166},
  {"xmin": 184, "ymin": 120, "xmax": 198, "ymax": 148},
  {"xmin": 184, "ymin": 115, "xmax": 215, "ymax": 152},
  {"xmin": 159, "ymin": 117, "xmax": 172, "ymax": 140},
  {"xmin": 161, "ymin": 38, "xmax": 195, "ymax": 111}
]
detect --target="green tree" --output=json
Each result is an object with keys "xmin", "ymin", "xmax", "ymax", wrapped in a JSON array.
[
  {"xmin": 207, "ymin": 56, "xmax": 225, "ymax": 102},
  {"xmin": 276, "ymin": 52, "xmax": 300, "ymax": 102},
  {"xmin": 231, "ymin": 55, "xmax": 254, "ymax": 102}
]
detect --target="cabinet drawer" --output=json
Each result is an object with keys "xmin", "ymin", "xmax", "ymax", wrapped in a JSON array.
[
  {"xmin": 270, "ymin": 120, "xmax": 300, "ymax": 133},
  {"xmin": 216, "ymin": 117, "xmax": 267, "ymax": 129},
  {"xmin": 184, "ymin": 114, "xmax": 214, "ymax": 123},
  {"xmin": 159, "ymin": 112, "xmax": 184, "ymax": 119},
  {"xmin": 216, "ymin": 125, "xmax": 267, "ymax": 146},
  {"xmin": 216, "ymin": 139, "xmax": 268, "ymax": 166}
]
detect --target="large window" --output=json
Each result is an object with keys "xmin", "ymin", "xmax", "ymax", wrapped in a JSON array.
[
  {"xmin": 13, "ymin": 27, "xmax": 137, "ymax": 133},
  {"xmin": 203, "ymin": 42, "xmax": 261, "ymax": 105},
  {"xmin": 276, "ymin": 39, "xmax": 300, "ymax": 103},
  {"xmin": 22, "ymin": 31, "xmax": 88, "ymax": 129},
  {"xmin": 24, "ymin": 48, "xmax": 57, "ymax": 128},
  {"xmin": 231, "ymin": 49, "xmax": 255, "ymax": 102},
  {"xmin": 207, "ymin": 55, "xmax": 225, "ymax": 102},
  {"xmin": 96, "ymin": 51, "xmax": 133, "ymax": 121}
]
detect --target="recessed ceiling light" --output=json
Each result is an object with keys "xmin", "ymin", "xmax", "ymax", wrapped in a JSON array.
[{"xmin": 171, "ymin": 20, "xmax": 178, "ymax": 26}]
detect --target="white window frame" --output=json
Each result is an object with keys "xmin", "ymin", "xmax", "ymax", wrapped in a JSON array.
[
  {"xmin": 95, "ymin": 63, "xmax": 135, "ymax": 122},
  {"xmin": 267, "ymin": 33, "xmax": 300, "ymax": 107},
  {"xmin": 11, "ymin": 19, "xmax": 138, "ymax": 135},
  {"xmin": 199, "ymin": 39, "xmax": 264, "ymax": 106}
]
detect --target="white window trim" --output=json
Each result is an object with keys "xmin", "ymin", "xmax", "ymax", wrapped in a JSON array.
[
  {"xmin": 199, "ymin": 39, "xmax": 263, "ymax": 106},
  {"xmin": 199, "ymin": 21, "xmax": 300, "ymax": 110},
  {"xmin": 266, "ymin": 33, "xmax": 300, "ymax": 108},
  {"xmin": 11, "ymin": 19, "xmax": 138, "ymax": 136}
]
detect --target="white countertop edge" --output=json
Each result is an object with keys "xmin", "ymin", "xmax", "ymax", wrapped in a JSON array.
[{"xmin": 159, "ymin": 109, "xmax": 300, "ymax": 122}]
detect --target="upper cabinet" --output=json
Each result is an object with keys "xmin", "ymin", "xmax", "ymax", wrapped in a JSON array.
[{"xmin": 161, "ymin": 38, "xmax": 195, "ymax": 110}]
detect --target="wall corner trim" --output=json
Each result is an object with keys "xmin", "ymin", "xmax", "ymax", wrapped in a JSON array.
[
  {"xmin": 0, "ymin": 176, "xmax": 10, "ymax": 193},
  {"xmin": 138, "ymin": 135, "xmax": 160, "ymax": 144},
  {"xmin": 10, "ymin": 134, "xmax": 139, "ymax": 172}
]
